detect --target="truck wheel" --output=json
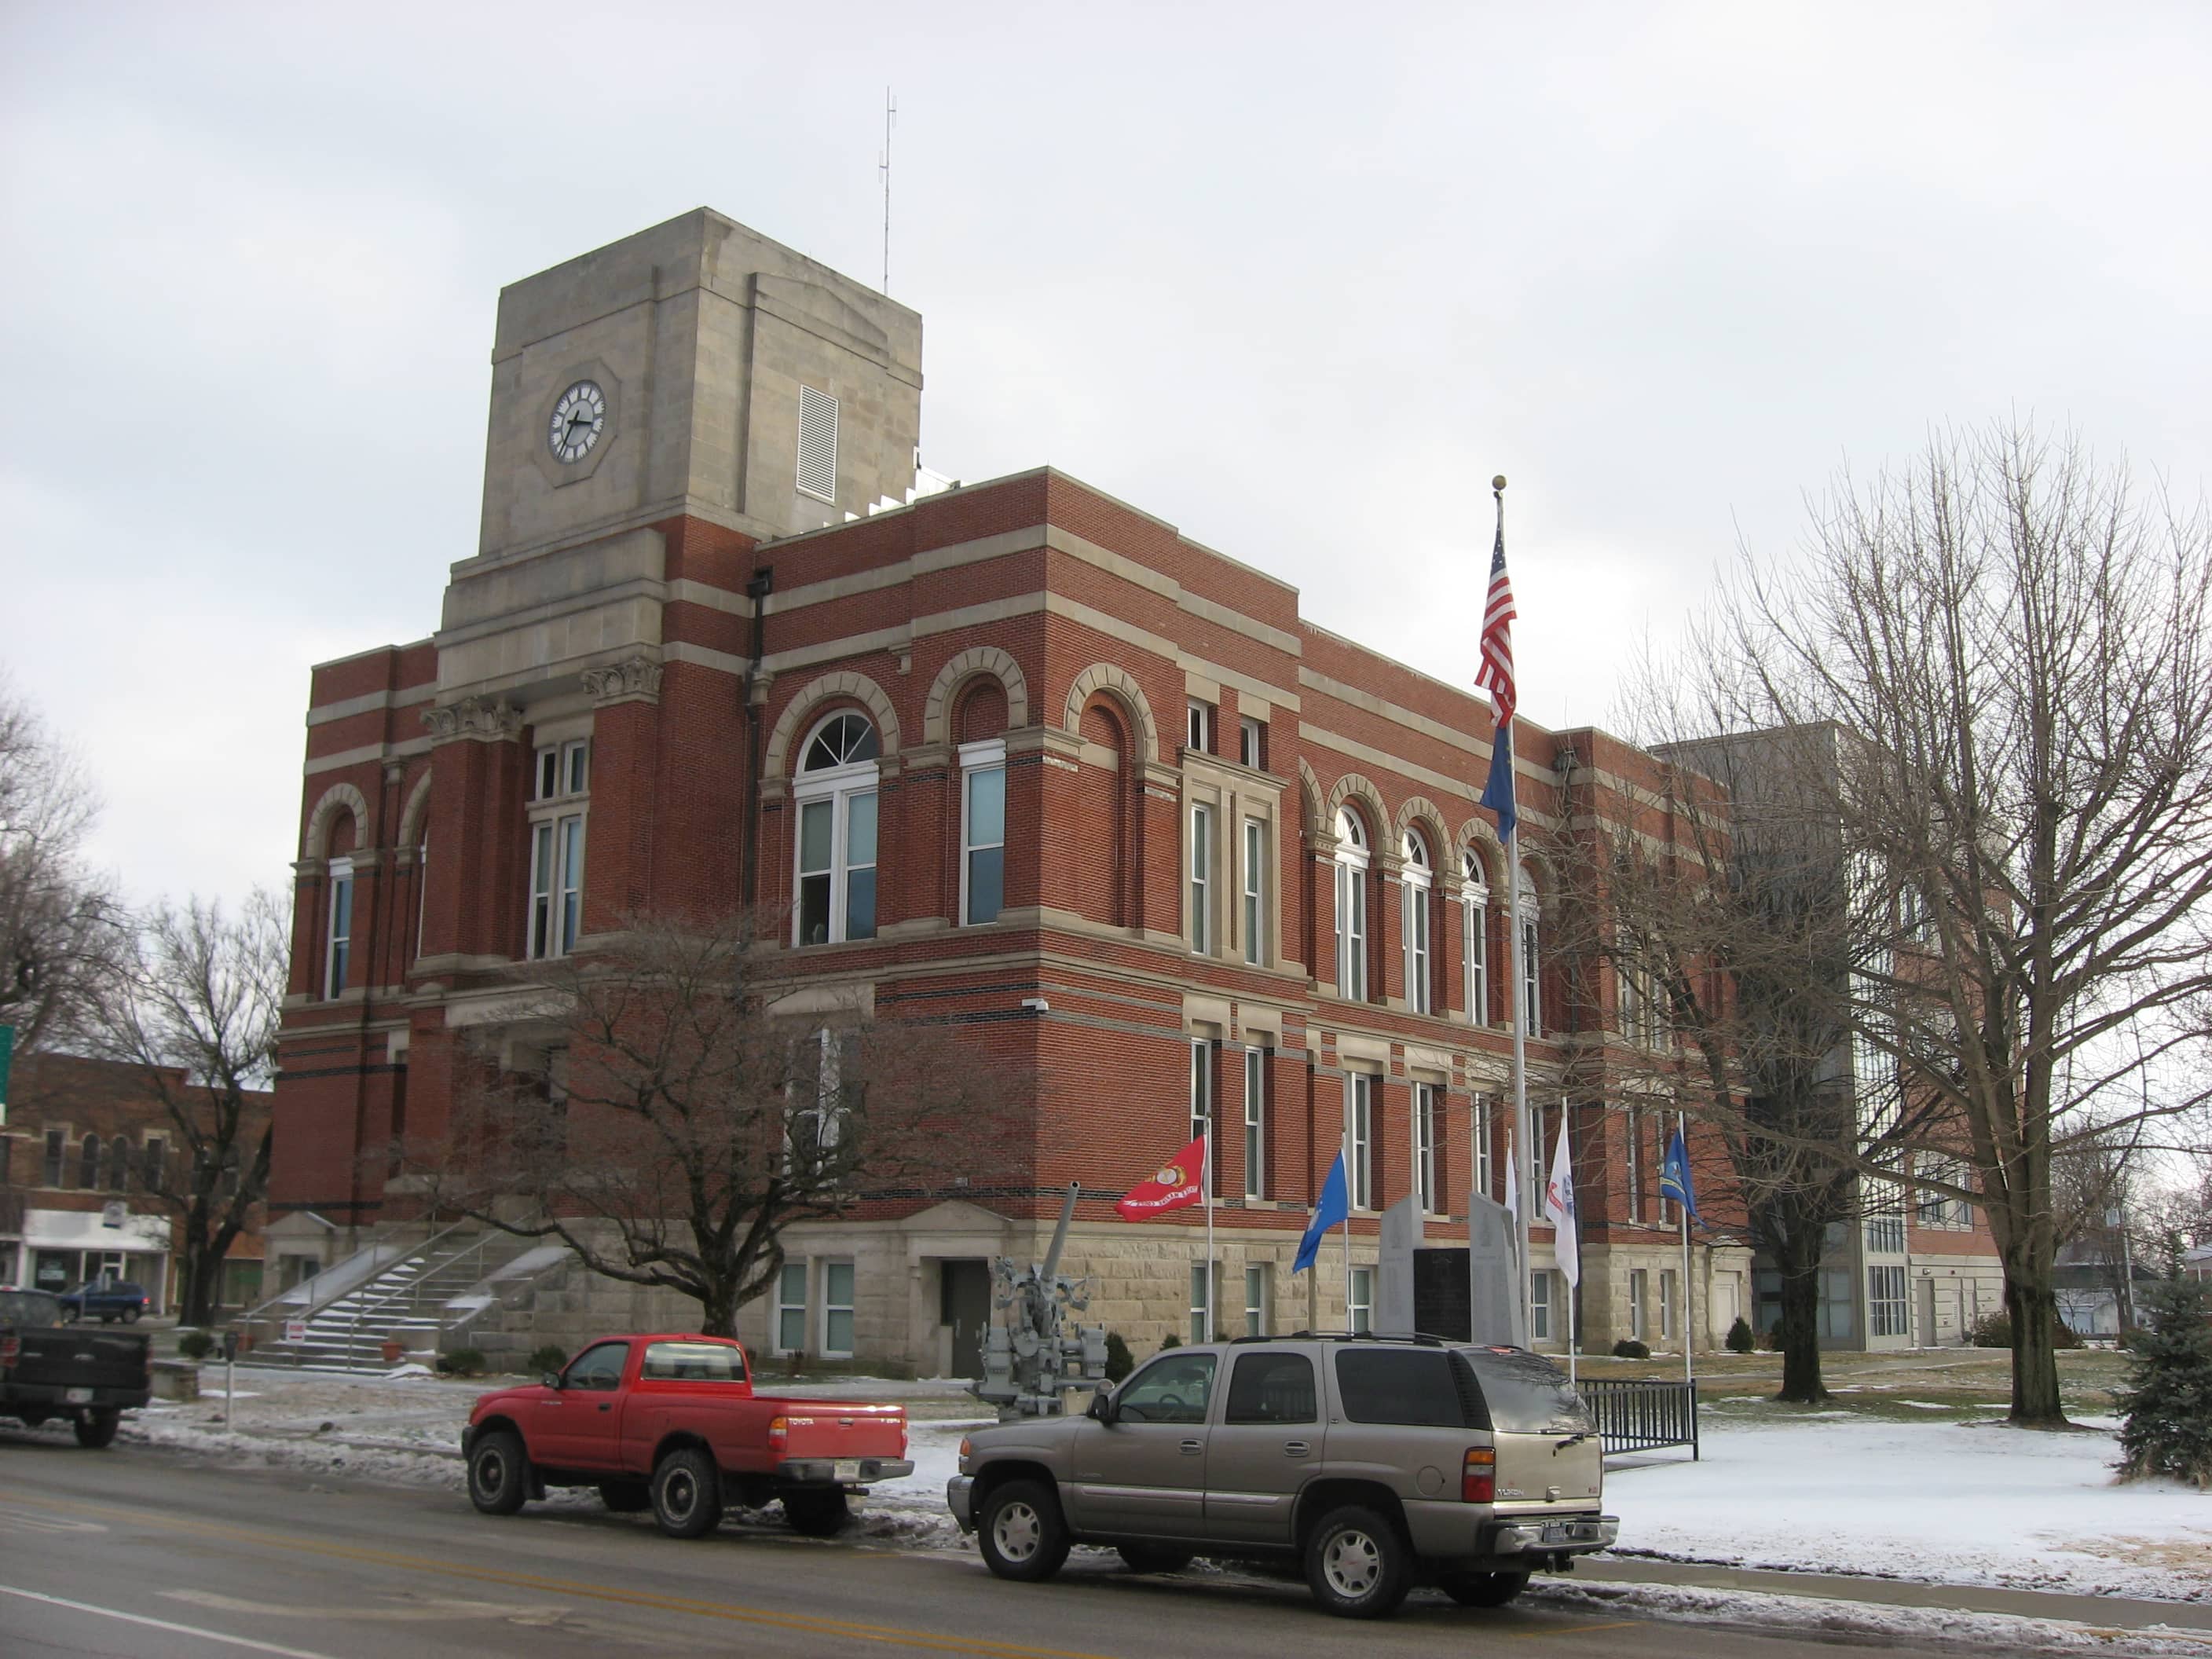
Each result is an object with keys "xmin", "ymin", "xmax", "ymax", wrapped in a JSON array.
[
  {"xmin": 651, "ymin": 1448, "xmax": 723, "ymax": 1539},
  {"xmin": 1440, "ymin": 1569, "xmax": 1530, "ymax": 1608},
  {"xmin": 467, "ymin": 1429, "xmax": 531, "ymax": 1515},
  {"xmin": 782, "ymin": 1489, "xmax": 851, "ymax": 1536},
  {"xmin": 1117, "ymin": 1545, "xmax": 1194, "ymax": 1573},
  {"xmin": 122, "ymin": 1307, "xmax": 141, "ymax": 1324},
  {"xmin": 598, "ymin": 1481, "xmax": 651, "ymax": 1513},
  {"xmin": 74, "ymin": 1409, "xmax": 120, "ymax": 1449},
  {"xmin": 1305, "ymin": 1504, "xmax": 1411, "ymax": 1619},
  {"xmin": 977, "ymin": 1479, "xmax": 1070, "ymax": 1583}
]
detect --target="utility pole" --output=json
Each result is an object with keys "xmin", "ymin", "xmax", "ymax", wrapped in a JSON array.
[{"xmin": 879, "ymin": 88, "xmax": 896, "ymax": 294}]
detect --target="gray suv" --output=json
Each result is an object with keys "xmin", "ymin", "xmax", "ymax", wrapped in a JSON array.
[{"xmin": 947, "ymin": 1335, "xmax": 1617, "ymax": 1619}]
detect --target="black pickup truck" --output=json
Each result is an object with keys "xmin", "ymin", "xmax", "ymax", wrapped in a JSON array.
[{"xmin": 1, "ymin": 1287, "xmax": 152, "ymax": 1447}]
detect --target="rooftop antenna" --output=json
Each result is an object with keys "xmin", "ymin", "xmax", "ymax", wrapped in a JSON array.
[{"xmin": 879, "ymin": 87, "xmax": 896, "ymax": 294}]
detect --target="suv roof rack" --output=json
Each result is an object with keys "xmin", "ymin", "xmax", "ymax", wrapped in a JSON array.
[{"xmin": 1227, "ymin": 1331, "xmax": 1452, "ymax": 1346}]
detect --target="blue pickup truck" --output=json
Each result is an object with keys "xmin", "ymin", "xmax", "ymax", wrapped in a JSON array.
[{"xmin": 57, "ymin": 1276, "xmax": 152, "ymax": 1324}]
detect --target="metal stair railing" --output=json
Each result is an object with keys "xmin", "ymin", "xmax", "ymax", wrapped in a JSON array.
[
  {"xmin": 1578, "ymin": 1376, "xmax": 1700, "ymax": 1459},
  {"xmin": 239, "ymin": 1212, "xmax": 482, "ymax": 1333},
  {"xmin": 339, "ymin": 1216, "xmax": 543, "ymax": 1361}
]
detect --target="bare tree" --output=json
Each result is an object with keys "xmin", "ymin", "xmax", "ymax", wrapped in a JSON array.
[
  {"xmin": 408, "ymin": 913, "xmax": 1022, "ymax": 1339},
  {"xmin": 0, "ymin": 683, "xmax": 124, "ymax": 1053},
  {"xmin": 88, "ymin": 892, "xmax": 287, "ymax": 1326},
  {"xmin": 1705, "ymin": 424, "xmax": 2212, "ymax": 1425}
]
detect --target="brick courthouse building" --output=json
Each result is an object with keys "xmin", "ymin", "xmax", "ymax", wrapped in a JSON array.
[{"xmin": 268, "ymin": 209, "xmax": 1751, "ymax": 1372}]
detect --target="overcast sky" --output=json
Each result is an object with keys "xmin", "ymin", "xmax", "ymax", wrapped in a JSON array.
[{"xmin": 4, "ymin": 2, "xmax": 2207, "ymax": 917}]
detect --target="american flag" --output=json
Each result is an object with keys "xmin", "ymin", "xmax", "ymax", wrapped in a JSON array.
[{"xmin": 1475, "ymin": 513, "xmax": 1518, "ymax": 726}]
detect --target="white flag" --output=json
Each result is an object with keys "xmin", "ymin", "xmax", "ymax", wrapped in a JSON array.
[
  {"xmin": 1504, "ymin": 1126, "xmax": 1520, "ymax": 1223},
  {"xmin": 1543, "ymin": 1111, "xmax": 1579, "ymax": 1289}
]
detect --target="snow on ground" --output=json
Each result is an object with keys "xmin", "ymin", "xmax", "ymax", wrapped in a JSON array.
[{"xmin": 1606, "ymin": 1405, "xmax": 2212, "ymax": 1602}]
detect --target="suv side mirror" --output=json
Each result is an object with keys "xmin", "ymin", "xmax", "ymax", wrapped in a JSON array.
[
  {"xmin": 1086, "ymin": 1386, "xmax": 1115, "ymax": 1423},
  {"xmin": 541, "ymin": 1372, "xmax": 564, "ymax": 1390}
]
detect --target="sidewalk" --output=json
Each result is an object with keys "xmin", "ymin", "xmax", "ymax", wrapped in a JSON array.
[{"xmin": 1578, "ymin": 1555, "xmax": 2212, "ymax": 1639}]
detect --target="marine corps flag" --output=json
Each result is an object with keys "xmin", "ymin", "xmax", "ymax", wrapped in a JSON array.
[{"xmin": 1116, "ymin": 1135, "xmax": 1208, "ymax": 1220}]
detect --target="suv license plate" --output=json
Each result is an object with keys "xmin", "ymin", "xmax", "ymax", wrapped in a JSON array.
[
  {"xmin": 1540, "ymin": 1524, "xmax": 1571, "ymax": 1544},
  {"xmin": 64, "ymin": 1387, "xmax": 93, "ymax": 1404},
  {"xmin": 833, "ymin": 1459, "xmax": 860, "ymax": 1482}
]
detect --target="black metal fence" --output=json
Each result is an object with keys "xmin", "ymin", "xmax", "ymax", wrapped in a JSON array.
[{"xmin": 1577, "ymin": 1377, "xmax": 1700, "ymax": 1459}]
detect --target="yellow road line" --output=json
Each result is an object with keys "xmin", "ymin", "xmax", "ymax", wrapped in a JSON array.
[{"xmin": 9, "ymin": 1492, "xmax": 1116, "ymax": 1659}]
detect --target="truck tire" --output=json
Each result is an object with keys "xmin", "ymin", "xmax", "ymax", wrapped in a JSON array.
[
  {"xmin": 976, "ymin": 1479, "xmax": 1070, "ymax": 1583},
  {"xmin": 1117, "ymin": 1545, "xmax": 1194, "ymax": 1574},
  {"xmin": 782, "ymin": 1489, "xmax": 850, "ymax": 1536},
  {"xmin": 467, "ymin": 1428, "xmax": 531, "ymax": 1515},
  {"xmin": 1305, "ymin": 1504, "xmax": 1412, "ymax": 1619},
  {"xmin": 1440, "ymin": 1569, "xmax": 1530, "ymax": 1608},
  {"xmin": 74, "ymin": 1409, "xmax": 120, "ymax": 1449},
  {"xmin": 123, "ymin": 1307, "xmax": 141, "ymax": 1324},
  {"xmin": 598, "ymin": 1481, "xmax": 651, "ymax": 1513},
  {"xmin": 651, "ymin": 1447, "xmax": 723, "ymax": 1539}
]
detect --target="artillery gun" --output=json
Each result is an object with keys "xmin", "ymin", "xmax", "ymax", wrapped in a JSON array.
[{"xmin": 972, "ymin": 1182, "xmax": 1109, "ymax": 1420}]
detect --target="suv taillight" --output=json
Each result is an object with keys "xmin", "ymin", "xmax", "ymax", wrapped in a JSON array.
[
  {"xmin": 1462, "ymin": 1446, "xmax": 1496, "ymax": 1503},
  {"xmin": 767, "ymin": 1415, "xmax": 788, "ymax": 1452},
  {"xmin": 1, "ymin": 1334, "xmax": 19, "ymax": 1368}
]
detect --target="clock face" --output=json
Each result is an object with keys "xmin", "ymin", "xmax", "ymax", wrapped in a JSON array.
[{"xmin": 548, "ymin": 380, "xmax": 607, "ymax": 463}]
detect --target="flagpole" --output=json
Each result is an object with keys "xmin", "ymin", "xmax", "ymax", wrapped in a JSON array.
[
  {"xmin": 1680, "ymin": 1109, "xmax": 1694, "ymax": 1388},
  {"xmin": 1204, "ymin": 1111, "xmax": 1216, "ymax": 1342},
  {"xmin": 1342, "ymin": 1111, "xmax": 1353, "ymax": 1337},
  {"xmin": 1564, "ymin": 1098, "xmax": 1577, "ymax": 1389},
  {"xmin": 1506, "ymin": 825, "xmax": 1533, "ymax": 1342}
]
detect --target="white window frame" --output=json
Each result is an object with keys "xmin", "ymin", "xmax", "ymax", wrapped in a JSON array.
[
  {"xmin": 775, "ymin": 1260, "xmax": 808, "ymax": 1356},
  {"xmin": 1472, "ymin": 1093, "xmax": 1492, "ymax": 1203},
  {"xmin": 1244, "ymin": 1262, "xmax": 1271, "ymax": 1338},
  {"xmin": 1869, "ymin": 1265, "xmax": 1910, "ymax": 1337},
  {"xmin": 1190, "ymin": 1258, "xmax": 1219, "ymax": 1344},
  {"xmin": 1240, "ymin": 715, "xmax": 1263, "ymax": 769},
  {"xmin": 1348, "ymin": 1265, "xmax": 1373, "ymax": 1335},
  {"xmin": 1334, "ymin": 809, "xmax": 1368, "ymax": 1000},
  {"xmin": 959, "ymin": 738, "xmax": 1006, "ymax": 927},
  {"xmin": 1402, "ymin": 830, "xmax": 1433, "ymax": 1013},
  {"xmin": 1660, "ymin": 1268, "xmax": 1677, "ymax": 1340},
  {"xmin": 1346, "ymin": 1072, "xmax": 1374, "ymax": 1210},
  {"xmin": 1624, "ymin": 1108, "xmax": 1643, "ymax": 1222},
  {"xmin": 1413, "ymin": 1082, "xmax": 1438, "ymax": 1214},
  {"xmin": 1191, "ymin": 1039, "xmax": 1213, "ymax": 1179},
  {"xmin": 1532, "ymin": 1270, "xmax": 1552, "ymax": 1341},
  {"xmin": 1189, "ymin": 803, "xmax": 1213, "ymax": 955},
  {"xmin": 1518, "ymin": 864, "xmax": 1542, "ymax": 1032},
  {"xmin": 792, "ymin": 713, "xmax": 881, "ymax": 947},
  {"xmin": 325, "ymin": 856, "xmax": 353, "ymax": 998},
  {"xmin": 1629, "ymin": 1269, "xmax": 1648, "ymax": 1339},
  {"xmin": 527, "ymin": 738, "xmax": 589, "ymax": 961},
  {"xmin": 1462, "ymin": 851, "xmax": 1489, "ymax": 1025},
  {"xmin": 1241, "ymin": 817, "xmax": 1265, "ymax": 965},
  {"xmin": 1186, "ymin": 699, "xmax": 1214, "ymax": 755},
  {"xmin": 820, "ymin": 1258, "xmax": 856, "ymax": 1357},
  {"xmin": 1242, "ymin": 1046, "xmax": 1265, "ymax": 1200}
]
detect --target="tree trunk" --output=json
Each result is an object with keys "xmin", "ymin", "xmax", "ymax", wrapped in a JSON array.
[
  {"xmin": 698, "ymin": 1283, "xmax": 740, "ymax": 1339},
  {"xmin": 1773, "ymin": 1228, "xmax": 1829, "ymax": 1404},
  {"xmin": 2005, "ymin": 1271, "xmax": 2068, "ymax": 1426},
  {"xmin": 179, "ymin": 1241, "xmax": 218, "ymax": 1328}
]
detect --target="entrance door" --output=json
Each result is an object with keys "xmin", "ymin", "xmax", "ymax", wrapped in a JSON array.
[{"xmin": 941, "ymin": 1260, "xmax": 990, "ymax": 1379}]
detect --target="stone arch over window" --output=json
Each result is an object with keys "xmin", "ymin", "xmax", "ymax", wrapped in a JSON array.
[
  {"xmin": 1061, "ymin": 665, "xmax": 1159, "ymax": 766},
  {"xmin": 765, "ymin": 672, "xmax": 903, "ymax": 779},
  {"xmin": 922, "ymin": 647, "xmax": 1030, "ymax": 745},
  {"xmin": 303, "ymin": 782, "xmax": 372, "ymax": 860},
  {"xmin": 1324, "ymin": 774, "xmax": 1390, "ymax": 848},
  {"xmin": 395, "ymin": 768, "xmax": 434, "ymax": 850},
  {"xmin": 1297, "ymin": 758, "xmax": 1325, "ymax": 838},
  {"xmin": 1393, "ymin": 795, "xmax": 1453, "ymax": 862}
]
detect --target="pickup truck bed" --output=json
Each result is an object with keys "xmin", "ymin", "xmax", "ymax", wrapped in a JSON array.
[
  {"xmin": 2, "ymin": 1289, "xmax": 152, "ymax": 1448},
  {"xmin": 465, "ymin": 1332, "xmax": 913, "ymax": 1539}
]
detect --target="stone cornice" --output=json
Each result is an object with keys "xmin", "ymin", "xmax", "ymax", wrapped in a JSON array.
[
  {"xmin": 581, "ymin": 655, "xmax": 664, "ymax": 707},
  {"xmin": 423, "ymin": 697, "xmax": 524, "ymax": 745}
]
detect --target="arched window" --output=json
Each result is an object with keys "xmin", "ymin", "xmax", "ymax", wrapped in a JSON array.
[
  {"xmin": 794, "ymin": 712, "xmax": 881, "ymax": 945},
  {"xmin": 326, "ymin": 855, "xmax": 353, "ymax": 996},
  {"xmin": 77, "ymin": 1133, "xmax": 98, "ymax": 1189},
  {"xmin": 1518, "ymin": 862, "xmax": 1542, "ymax": 1033},
  {"xmin": 107, "ymin": 1135, "xmax": 130, "ymax": 1193},
  {"xmin": 1401, "ymin": 829, "xmax": 1433, "ymax": 1014},
  {"xmin": 1333, "ymin": 808, "xmax": 1368, "ymax": 1000},
  {"xmin": 1462, "ymin": 848, "xmax": 1491, "ymax": 1025}
]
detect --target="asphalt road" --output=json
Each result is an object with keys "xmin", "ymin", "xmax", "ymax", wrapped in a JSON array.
[{"xmin": 0, "ymin": 1427, "xmax": 1979, "ymax": 1659}]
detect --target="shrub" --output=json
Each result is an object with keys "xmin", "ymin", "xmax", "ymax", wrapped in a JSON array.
[
  {"xmin": 526, "ymin": 1343, "xmax": 569, "ymax": 1377},
  {"xmin": 1612, "ymin": 1339, "xmax": 1650, "ymax": 1360},
  {"xmin": 1725, "ymin": 1317, "xmax": 1756, "ymax": 1354},
  {"xmin": 2053, "ymin": 1320, "xmax": 2085, "ymax": 1351},
  {"xmin": 1103, "ymin": 1332, "xmax": 1134, "ymax": 1383},
  {"xmin": 2119, "ymin": 1277, "xmax": 2212, "ymax": 1488},
  {"xmin": 178, "ymin": 1331, "xmax": 214, "ymax": 1361},
  {"xmin": 1970, "ymin": 1311, "xmax": 2012, "ymax": 1349},
  {"xmin": 1159, "ymin": 1331, "xmax": 1182, "ymax": 1350},
  {"xmin": 436, "ymin": 1347, "xmax": 487, "ymax": 1376}
]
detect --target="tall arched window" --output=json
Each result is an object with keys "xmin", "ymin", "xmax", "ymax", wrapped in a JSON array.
[
  {"xmin": 1518, "ymin": 862, "xmax": 1542, "ymax": 1033},
  {"xmin": 1333, "ymin": 808, "xmax": 1368, "ymax": 999},
  {"xmin": 1462, "ymin": 847, "xmax": 1491, "ymax": 1025},
  {"xmin": 107, "ymin": 1135, "xmax": 130, "ymax": 1193},
  {"xmin": 1401, "ymin": 829, "xmax": 1433, "ymax": 1013},
  {"xmin": 794, "ymin": 711, "xmax": 881, "ymax": 945}
]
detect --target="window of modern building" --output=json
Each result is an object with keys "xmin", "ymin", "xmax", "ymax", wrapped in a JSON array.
[
  {"xmin": 325, "ymin": 856, "xmax": 353, "ymax": 998},
  {"xmin": 1244, "ymin": 1263, "xmax": 1272, "ymax": 1338},
  {"xmin": 776, "ymin": 1261, "xmax": 808, "ymax": 1354},
  {"xmin": 797, "ymin": 384, "xmax": 839, "ymax": 502},
  {"xmin": 1518, "ymin": 863, "xmax": 1542, "ymax": 1031},
  {"xmin": 77, "ymin": 1132, "xmax": 98, "ymax": 1189},
  {"xmin": 1189, "ymin": 804, "xmax": 1212, "ymax": 954},
  {"xmin": 1186, "ymin": 699, "xmax": 1214, "ymax": 755},
  {"xmin": 1243, "ymin": 1046, "xmax": 1265, "ymax": 1200},
  {"xmin": 1629, "ymin": 1269, "xmax": 1648, "ymax": 1339},
  {"xmin": 960, "ymin": 739, "xmax": 1005, "ymax": 926},
  {"xmin": 1241, "ymin": 817, "xmax": 1264, "ymax": 965},
  {"xmin": 527, "ymin": 738, "xmax": 589, "ymax": 961},
  {"xmin": 1916, "ymin": 1155, "xmax": 1974, "ymax": 1229},
  {"xmin": 1413, "ymin": 1082, "xmax": 1438, "ymax": 1214},
  {"xmin": 793, "ymin": 712, "xmax": 880, "ymax": 946},
  {"xmin": 1402, "ymin": 828, "xmax": 1433, "ymax": 1013},
  {"xmin": 1346, "ymin": 1072, "xmax": 1374, "ymax": 1210},
  {"xmin": 1462, "ymin": 849, "xmax": 1489, "ymax": 1024},
  {"xmin": 1868, "ymin": 1265, "xmax": 1909, "ymax": 1337},
  {"xmin": 1334, "ymin": 808, "xmax": 1368, "ymax": 999},
  {"xmin": 821, "ymin": 1260, "xmax": 856, "ymax": 1356},
  {"xmin": 1531, "ymin": 1270, "xmax": 1552, "ymax": 1342},
  {"xmin": 1348, "ymin": 1265, "xmax": 1373, "ymax": 1335},
  {"xmin": 43, "ymin": 1128, "xmax": 64, "ymax": 1188},
  {"xmin": 1240, "ymin": 716, "xmax": 1264, "ymax": 770},
  {"xmin": 1866, "ymin": 1210, "xmax": 1906, "ymax": 1253}
]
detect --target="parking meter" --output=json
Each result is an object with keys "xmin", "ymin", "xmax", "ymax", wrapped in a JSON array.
[{"xmin": 221, "ymin": 1330, "xmax": 240, "ymax": 1362}]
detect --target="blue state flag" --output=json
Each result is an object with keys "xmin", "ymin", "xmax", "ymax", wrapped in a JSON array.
[
  {"xmin": 1480, "ymin": 723, "xmax": 1516, "ymax": 842},
  {"xmin": 1658, "ymin": 1127, "xmax": 1699, "ymax": 1220},
  {"xmin": 1294, "ymin": 1153, "xmax": 1350, "ymax": 1273}
]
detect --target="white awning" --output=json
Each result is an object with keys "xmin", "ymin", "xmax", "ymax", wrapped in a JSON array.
[{"xmin": 14, "ymin": 1207, "xmax": 171, "ymax": 1252}]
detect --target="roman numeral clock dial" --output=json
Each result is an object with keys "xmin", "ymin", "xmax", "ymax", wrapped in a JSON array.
[{"xmin": 548, "ymin": 380, "xmax": 606, "ymax": 463}]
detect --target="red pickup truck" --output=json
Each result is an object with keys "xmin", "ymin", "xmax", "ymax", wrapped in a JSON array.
[{"xmin": 463, "ymin": 1332, "xmax": 911, "ymax": 1539}]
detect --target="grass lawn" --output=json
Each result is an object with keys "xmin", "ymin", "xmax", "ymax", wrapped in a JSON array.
[{"xmin": 1584, "ymin": 1343, "xmax": 2131, "ymax": 1421}]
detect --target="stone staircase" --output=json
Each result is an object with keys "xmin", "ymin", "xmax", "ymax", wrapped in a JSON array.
[{"xmin": 240, "ymin": 1225, "xmax": 569, "ymax": 1373}]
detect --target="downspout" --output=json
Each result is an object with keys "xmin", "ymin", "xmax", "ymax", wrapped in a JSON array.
[{"xmin": 741, "ymin": 565, "xmax": 775, "ymax": 910}]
